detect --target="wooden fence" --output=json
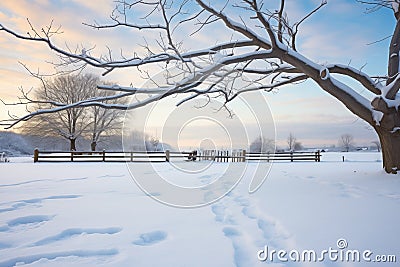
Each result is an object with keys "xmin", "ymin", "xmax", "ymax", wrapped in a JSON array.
[
  {"xmin": 197, "ymin": 150, "xmax": 321, "ymax": 162},
  {"xmin": 33, "ymin": 149, "xmax": 321, "ymax": 163},
  {"xmin": 33, "ymin": 149, "xmax": 193, "ymax": 163}
]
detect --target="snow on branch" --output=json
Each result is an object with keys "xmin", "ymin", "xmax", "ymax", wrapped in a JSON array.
[
  {"xmin": 228, "ymin": 74, "xmax": 308, "ymax": 100},
  {"xmin": 327, "ymin": 64, "xmax": 383, "ymax": 94}
]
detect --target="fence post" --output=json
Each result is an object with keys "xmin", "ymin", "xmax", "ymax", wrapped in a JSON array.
[
  {"xmin": 316, "ymin": 150, "xmax": 321, "ymax": 162},
  {"xmin": 165, "ymin": 150, "xmax": 170, "ymax": 162},
  {"xmin": 102, "ymin": 149, "xmax": 106, "ymax": 162},
  {"xmin": 71, "ymin": 151, "xmax": 74, "ymax": 162},
  {"xmin": 242, "ymin": 149, "xmax": 246, "ymax": 162},
  {"xmin": 130, "ymin": 152, "xmax": 133, "ymax": 162},
  {"xmin": 33, "ymin": 148, "xmax": 39, "ymax": 163},
  {"xmin": 290, "ymin": 151, "xmax": 293, "ymax": 162}
]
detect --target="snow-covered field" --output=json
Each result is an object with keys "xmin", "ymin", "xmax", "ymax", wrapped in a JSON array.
[{"xmin": 0, "ymin": 152, "xmax": 399, "ymax": 266}]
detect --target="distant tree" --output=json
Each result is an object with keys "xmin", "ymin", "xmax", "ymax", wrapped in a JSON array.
[
  {"xmin": 0, "ymin": 131, "xmax": 32, "ymax": 156},
  {"xmin": 339, "ymin": 134, "xmax": 355, "ymax": 152},
  {"xmin": 371, "ymin": 140, "xmax": 381, "ymax": 152},
  {"xmin": 294, "ymin": 141, "xmax": 303, "ymax": 151},
  {"xmin": 21, "ymin": 74, "xmax": 124, "ymax": 151},
  {"xmin": 86, "ymin": 85, "xmax": 126, "ymax": 151},
  {"xmin": 249, "ymin": 136, "xmax": 275, "ymax": 153},
  {"xmin": 150, "ymin": 136, "xmax": 160, "ymax": 151},
  {"xmin": 125, "ymin": 131, "xmax": 150, "ymax": 151},
  {"xmin": 21, "ymin": 74, "xmax": 95, "ymax": 150},
  {"xmin": 287, "ymin": 133, "xmax": 297, "ymax": 152}
]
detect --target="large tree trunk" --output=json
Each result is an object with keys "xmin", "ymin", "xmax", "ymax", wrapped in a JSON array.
[
  {"xmin": 91, "ymin": 141, "xmax": 97, "ymax": 151},
  {"xmin": 372, "ymin": 97, "xmax": 400, "ymax": 174},
  {"xmin": 376, "ymin": 127, "xmax": 400, "ymax": 174},
  {"xmin": 70, "ymin": 138, "xmax": 76, "ymax": 151}
]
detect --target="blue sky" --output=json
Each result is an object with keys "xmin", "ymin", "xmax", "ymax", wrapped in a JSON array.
[{"xmin": 0, "ymin": 0, "xmax": 396, "ymax": 148}]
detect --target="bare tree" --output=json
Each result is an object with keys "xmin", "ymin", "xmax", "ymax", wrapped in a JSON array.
[
  {"xmin": 86, "ymin": 85, "xmax": 126, "ymax": 151},
  {"xmin": 20, "ymin": 73, "xmax": 124, "ymax": 151},
  {"xmin": 150, "ymin": 136, "xmax": 160, "ymax": 151},
  {"xmin": 1, "ymin": 0, "xmax": 400, "ymax": 172},
  {"xmin": 339, "ymin": 134, "xmax": 355, "ymax": 152},
  {"xmin": 125, "ymin": 131, "xmax": 149, "ymax": 151},
  {"xmin": 88, "ymin": 104, "xmax": 124, "ymax": 151},
  {"xmin": 371, "ymin": 140, "xmax": 381, "ymax": 152},
  {"xmin": 287, "ymin": 133, "xmax": 297, "ymax": 152},
  {"xmin": 20, "ymin": 74, "xmax": 96, "ymax": 150},
  {"xmin": 249, "ymin": 136, "xmax": 275, "ymax": 153},
  {"xmin": 294, "ymin": 141, "xmax": 303, "ymax": 151}
]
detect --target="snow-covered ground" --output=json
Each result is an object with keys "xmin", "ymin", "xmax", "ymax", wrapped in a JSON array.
[{"xmin": 0, "ymin": 152, "xmax": 399, "ymax": 266}]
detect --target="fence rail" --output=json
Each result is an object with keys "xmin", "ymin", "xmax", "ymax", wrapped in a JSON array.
[{"xmin": 33, "ymin": 149, "xmax": 321, "ymax": 163}]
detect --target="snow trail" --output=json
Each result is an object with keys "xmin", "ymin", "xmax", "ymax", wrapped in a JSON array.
[{"xmin": 210, "ymin": 188, "xmax": 303, "ymax": 267}]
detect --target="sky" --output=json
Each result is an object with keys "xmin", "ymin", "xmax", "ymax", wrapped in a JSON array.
[{"xmin": 0, "ymin": 0, "xmax": 396, "ymax": 149}]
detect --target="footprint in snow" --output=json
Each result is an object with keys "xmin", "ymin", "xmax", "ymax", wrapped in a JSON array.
[
  {"xmin": 0, "ymin": 249, "xmax": 118, "ymax": 267},
  {"xmin": 32, "ymin": 227, "xmax": 122, "ymax": 246},
  {"xmin": 233, "ymin": 196, "xmax": 250, "ymax": 207},
  {"xmin": 0, "ymin": 215, "xmax": 53, "ymax": 234},
  {"xmin": 211, "ymin": 204, "xmax": 236, "ymax": 224},
  {"xmin": 241, "ymin": 206, "xmax": 258, "ymax": 219},
  {"xmin": 133, "ymin": 230, "xmax": 167, "ymax": 246},
  {"xmin": 211, "ymin": 204, "xmax": 226, "ymax": 222},
  {"xmin": 0, "ymin": 195, "xmax": 81, "ymax": 214},
  {"xmin": 223, "ymin": 226, "xmax": 241, "ymax": 237},
  {"xmin": 7, "ymin": 215, "xmax": 53, "ymax": 227},
  {"xmin": 222, "ymin": 227, "xmax": 253, "ymax": 267}
]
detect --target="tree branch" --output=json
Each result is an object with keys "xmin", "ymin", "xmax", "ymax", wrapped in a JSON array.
[
  {"xmin": 327, "ymin": 64, "xmax": 382, "ymax": 94},
  {"xmin": 195, "ymin": 0, "xmax": 272, "ymax": 50}
]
